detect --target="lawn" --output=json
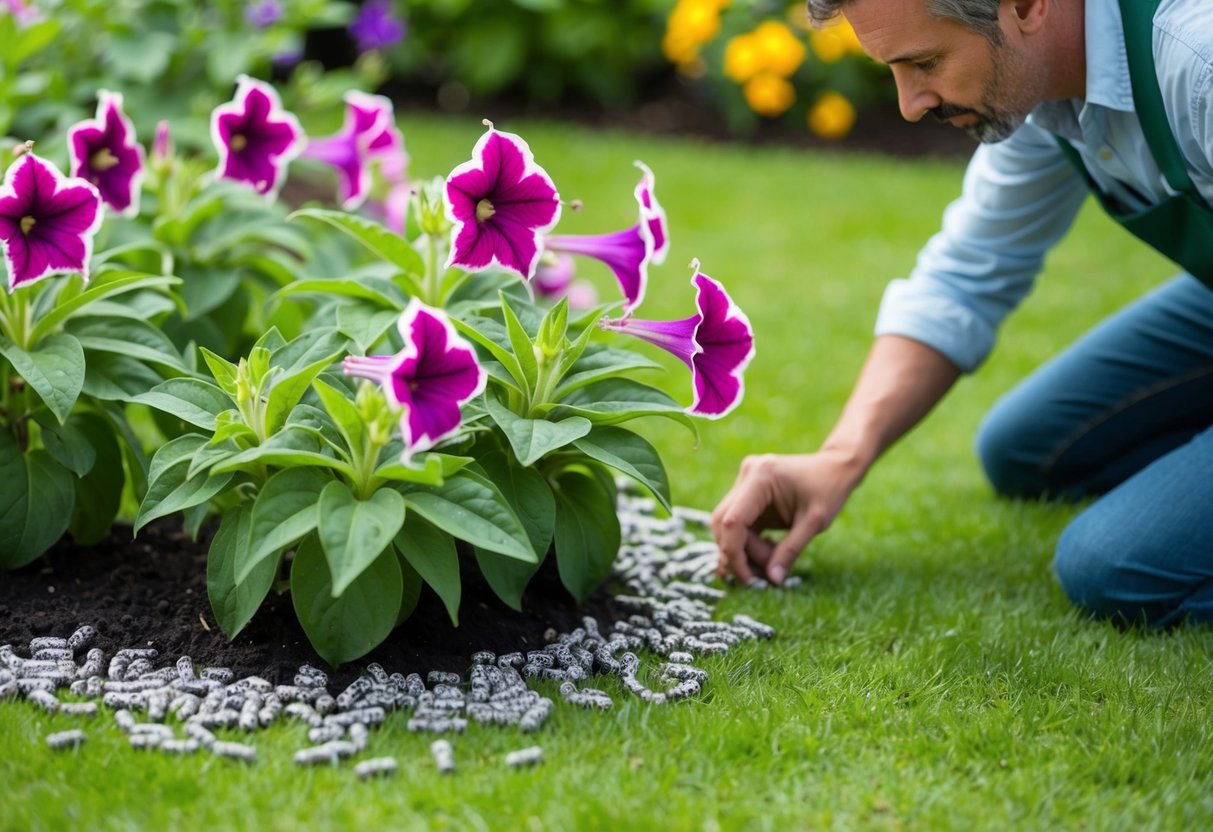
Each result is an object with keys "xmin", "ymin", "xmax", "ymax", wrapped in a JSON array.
[{"xmin": 3, "ymin": 115, "xmax": 1211, "ymax": 832}]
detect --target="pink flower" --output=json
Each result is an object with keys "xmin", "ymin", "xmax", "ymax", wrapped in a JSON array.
[
  {"xmin": 301, "ymin": 90, "xmax": 408, "ymax": 209},
  {"xmin": 444, "ymin": 124, "xmax": 561, "ymax": 281},
  {"xmin": 342, "ymin": 298, "xmax": 486, "ymax": 462},
  {"xmin": 0, "ymin": 152, "xmax": 102, "ymax": 292},
  {"xmin": 600, "ymin": 262, "xmax": 754, "ymax": 418},
  {"xmin": 210, "ymin": 76, "xmax": 305, "ymax": 198},
  {"xmin": 67, "ymin": 90, "xmax": 146, "ymax": 217}
]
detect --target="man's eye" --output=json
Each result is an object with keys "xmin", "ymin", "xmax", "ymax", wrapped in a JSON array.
[{"xmin": 916, "ymin": 58, "xmax": 939, "ymax": 72}]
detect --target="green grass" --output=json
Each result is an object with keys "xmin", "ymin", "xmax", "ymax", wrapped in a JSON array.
[{"xmin": 5, "ymin": 116, "xmax": 1213, "ymax": 832}]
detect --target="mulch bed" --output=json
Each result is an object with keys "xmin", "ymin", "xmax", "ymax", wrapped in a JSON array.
[{"xmin": 0, "ymin": 521, "xmax": 624, "ymax": 689}]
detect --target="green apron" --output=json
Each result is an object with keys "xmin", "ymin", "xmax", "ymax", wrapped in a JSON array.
[{"xmin": 1053, "ymin": 0, "xmax": 1213, "ymax": 288}]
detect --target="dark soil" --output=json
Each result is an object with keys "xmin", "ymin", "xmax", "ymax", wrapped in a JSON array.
[{"xmin": 0, "ymin": 520, "xmax": 624, "ymax": 689}]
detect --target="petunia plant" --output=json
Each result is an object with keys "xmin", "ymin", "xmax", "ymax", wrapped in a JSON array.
[{"xmin": 0, "ymin": 148, "xmax": 184, "ymax": 568}]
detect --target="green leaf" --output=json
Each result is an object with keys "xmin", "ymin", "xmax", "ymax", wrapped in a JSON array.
[
  {"xmin": 81, "ymin": 353, "xmax": 164, "ymax": 402},
  {"xmin": 265, "ymin": 350, "xmax": 342, "ymax": 437},
  {"xmin": 0, "ymin": 432, "xmax": 74, "ymax": 569},
  {"xmin": 395, "ymin": 517, "xmax": 461, "ymax": 625},
  {"xmin": 271, "ymin": 327, "xmax": 349, "ymax": 376},
  {"xmin": 29, "ymin": 270, "xmax": 179, "ymax": 344},
  {"xmin": 67, "ymin": 413, "xmax": 125, "ymax": 545},
  {"xmin": 451, "ymin": 315, "xmax": 525, "ymax": 390},
  {"xmin": 147, "ymin": 434, "xmax": 209, "ymax": 486},
  {"xmin": 317, "ymin": 482, "xmax": 406, "ymax": 596},
  {"xmin": 500, "ymin": 293, "xmax": 538, "ymax": 395},
  {"xmin": 186, "ymin": 440, "xmax": 242, "ymax": 481},
  {"xmin": 289, "ymin": 210, "xmax": 426, "ymax": 284},
  {"xmin": 553, "ymin": 345, "xmax": 663, "ymax": 399},
  {"xmin": 239, "ymin": 468, "xmax": 330, "ymax": 585},
  {"xmin": 70, "ymin": 317, "xmax": 186, "ymax": 372},
  {"xmin": 0, "ymin": 333, "xmax": 85, "ymax": 424},
  {"xmin": 372, "ymin": 453, "xmax": 448, "ymax": 487},
  {"xmin": 292, "ymin": 533, "xmax": 402, "ymax": 666},
  {"xmin": 552, "ymin": 467, "xmax": 621, "ymax": 603},
  {"xmin": 337, "ymin": 301, "xmax": 400, "ymax": 353},
  {"xmin": 207, "ymin": 505, "xmax": 277, "ymax": 639},
  {"xmin": 401, "ymin": 470, "xmax": 535, "ymax": 562},
  {"xmin": 135, "ymin": 437, "xmax": 234, "ymax": 535},
  {"xmin": 571, "ymin": 426, "xmax": 672, "ymax": 512},
  {"xmin": 211, "ymin": 426, "xmax": 355, "ymax": 478},
  {"xmin": 553, "ymin": 378, "xmax": 699, "ymax": 433},
  {"xmin": 312, "ymin": 379, "xmax": 363, "ymax": 460},
  {"xmin": 130, "ymin": 378, "xmax": 230, "ymax": 431},
  {"xmin": 485, "ymin": 394, "xmax": 591, "ymax": 466},
  {"xmin": 473, "ymin": 544, "xmax": 540, "ymax": 613},
  {"xmin": 199, "ymin": 347, "xmax": 239, "ymax": 397},
  {"xmin": 206, "ymin": 30, "xmax": 255, "ymax": 86},
  {"xmin": 274, "ymin": 276, "xmax": 405, "ymax": 308},
  {"xmin": 38, "ymin": 415, "xmax": 96, "ymax": 477},
  {"xmin": 394, "ymin": 549, "xmax": 424, "ymax": 626}
]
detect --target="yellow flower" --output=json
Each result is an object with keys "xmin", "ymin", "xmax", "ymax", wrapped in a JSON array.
[
  {"xmin": 663, "ymin": 28, "xmax": 702, "ymax": 66},
  {"xmin": 752, "ymin": 20, "xmax": 806, "ymax": 77},
  {"xmin": 808, "ymin": 91, "xmax": 857, "ymax": 139},
  {"xmin": 724, "ymin": 34, "xmax": 763, "ymax": 83},
  {"xmin": 809, "ymin": 18, "xmax": 864, "ymax": 64},
  {"xmin": 743, "ymin": 73, "xmax": 796, "ymax": 118},
  {"xmin": 667, "ymin": 0, "xmax": 724, "ymax": 46}
]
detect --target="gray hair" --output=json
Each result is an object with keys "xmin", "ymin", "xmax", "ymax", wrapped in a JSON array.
[{"xmin": 805, "ymin": 0, "xmax": 1004, "ymax": 44}]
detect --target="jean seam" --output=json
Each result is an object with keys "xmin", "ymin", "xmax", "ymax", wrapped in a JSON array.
[{"xmin": 1039, "ymin": 362, "xmax": 1213, "ymax": 482}]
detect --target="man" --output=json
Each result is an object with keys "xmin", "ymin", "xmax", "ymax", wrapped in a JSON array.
[{"xmin": 711, "ymin": 0, "xmax": 1213, "ymax": 625}]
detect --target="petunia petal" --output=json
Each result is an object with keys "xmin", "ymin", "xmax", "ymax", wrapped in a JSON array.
[
  {"xmin": 65, "ymin": 90, "xmax": 145, "ymax": 216},
  {"xmin": 546, "ymin": 225, "xmax": 648, "ymax": 315},
  {"xmin": 688, "ymin": 269, "xmax": 755, "ymax": 419},
  {"xmin": 634, "ymin": 161, "xmax": 670, "ymax": 266},
  {"xmin": 210, "ymin": 75, "xmax": 305, "ymax": 199}
]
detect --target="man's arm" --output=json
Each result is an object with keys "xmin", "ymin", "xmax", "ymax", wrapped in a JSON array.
[{"xmin": 711, "ymin": 334, "xmax": 960, "ymax": 584}]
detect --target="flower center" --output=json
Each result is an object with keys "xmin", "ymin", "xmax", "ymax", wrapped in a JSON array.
[
  {"xmin": 475, "ymin": 198, "xmax": 496, "ymax": 222},
  {"xmin": 91, "ymin": 147, "xmax": 120, "ymax": 171},
  {"xmin": 231, "ymin": 134, "xmax": 248, "ymax": 152},
  {"xmin": 19, "ymin": 216, "xmax": 35, "ymax": 235}
]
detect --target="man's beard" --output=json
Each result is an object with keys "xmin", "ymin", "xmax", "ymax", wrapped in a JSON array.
[{"xmin": 931, "ymin": 39, "xmax": 1040, "ymax": 143}]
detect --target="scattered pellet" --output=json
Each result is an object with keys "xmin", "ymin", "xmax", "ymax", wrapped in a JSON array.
[
  {"xmin": 504, "ymin": 746, "xmax": 544, "ymax": 768},
  {"xmin": 46, "ymin": 729, "xmax": 87, "ymax": 750},
  {"xmin": 354, "ymin": 757, "xmax": 398, "ymax": 780},
  {"xmin": 212, "ymin": 741, "xmax": 256, "ymax": 762}
]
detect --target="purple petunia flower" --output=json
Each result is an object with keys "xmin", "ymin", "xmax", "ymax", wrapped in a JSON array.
[
  {"xmin": 67, "ymin": 90, "xmax": 146, "ymax": 217},
  {"xmin": 210, "ymin": 75, "xmax": 305, "ymax": 198},
  {"xmin": 544, "ymin": 161, "xmax": 667, "ymax": 316},
  {"xmin": 301, "ymin": 91, "xmax": 408, "ymax": 209},
  {"xmin": 342, "ymin": 298, "xmax": 486, "ymax": 462},
  {"xmin": 244, "ymin": 0, "xmax": 283, "ymax": 28},
  {"xmin": 444, "ymin": 124, "xmax": 562, "ymax": 282},
  {"xmin": 600, "ymin": 262, "xmax": 754, "ymax": 419},
  {"xmin": 348, "ymin": 0, "xmax": 406, "ymax": 53},
  {"xmin": 533, "ymin": 252, "xmax": 598, "ymax": 309},
  {"xmin": 1, "ymin": 0, "xmax": 40, "ymax": 26},
  {"xmin": 0, "ymin": 152, "xmax": 102, "ymax": 293}
]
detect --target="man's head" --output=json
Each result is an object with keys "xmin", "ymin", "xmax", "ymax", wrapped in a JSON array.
[{"xmin": 810, "ymin": 0, "xmax": 1063, "ymax": 143}]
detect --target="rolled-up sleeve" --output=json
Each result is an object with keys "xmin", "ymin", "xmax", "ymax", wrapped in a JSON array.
[{"xmin": 874, "ymin": 122, "xmax": 1090, "ymax": 372}]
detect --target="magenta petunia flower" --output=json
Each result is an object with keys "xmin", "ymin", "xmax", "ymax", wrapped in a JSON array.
[
  {"xmin": 444, "ymin": 125, "xmax": 561, "ymax": 282},
  {"xmin": 343, "ymin": 298, "xmax": 486, "ymax": 462},
  {"xmin": 349, "ymin": 0, "xmax": 406, "ymax": 53},
  {"xmin": 0, "ymin": 152, "xmax": 102, "ymax": 293},
  {"xmin": 301, "ymin": 91, "xmax": 407, "ymax": 209},
  {"xmin": 210, "ymin": 76, "xmax": 305, "ymax": 198},
  {"xmin": 544, "ymin": 161, "xmax": 667, "ymax": 316},
  {"xmin": 599, "ymin": 262, "xmax": 754, "ymax": 419},
  {"xmin": 66, "ymin": 90, "xmax": 146, "ymax": 217}
]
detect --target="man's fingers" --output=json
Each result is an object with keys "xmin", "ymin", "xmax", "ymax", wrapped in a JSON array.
[
  {"xmin": 746, "ymin": 530, "xmax": 775, "ymax": 568},
  {"xmin": 711, "ymin": 479, "xmax": 774, "ymax": 581},
  {"xmin": 766, "ymin": 513, "xmax": 821, "ymax": 585}
]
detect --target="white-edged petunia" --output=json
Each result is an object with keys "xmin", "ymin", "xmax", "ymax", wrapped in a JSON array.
[
  {"xmin": 67, "ymin": 90, "xmax": 146, "ymax": 217},
  {"xmin": 444, "ymin": 124, "xmax": 561, "ymax": 282},
  {"xmin": 600, "ymin": 261, "xmax": 754, "ymax": 419},
  {"xmin": 544, "ymin": 161, "xmax": 668, "ymax": 317},
  {"xmin": 301, "ymin": 90, "xmax": 407, "ymax": 209},
  {"xmin": 0, "ymin": 152, "xmax": 102, "ymax": 293},
  {"xmin": 210, "ymin": 75, "xmax": 305, "ymax": 199},
  {"xmin": 342, "ymin": 298, "xmax": 487, "ymax": 462}
]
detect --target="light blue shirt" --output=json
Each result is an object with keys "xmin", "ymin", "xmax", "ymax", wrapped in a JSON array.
[{"xmin": 874, "ymin": 0, "xmax": 1213, "ymax": 372}]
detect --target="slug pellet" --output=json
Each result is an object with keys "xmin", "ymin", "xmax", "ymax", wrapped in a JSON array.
[
  {"xmin": 354, "ymin": 757, "xmax": 398, "ymax": 780},
  {"xmin": 46, "ymin": 729, "xmax": 87, "ymax": 750}
]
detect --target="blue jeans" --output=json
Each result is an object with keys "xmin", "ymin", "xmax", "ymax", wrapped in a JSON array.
[{"xmin": 976, "ymin": 275, "xmax": 1213, "ymax": 626}]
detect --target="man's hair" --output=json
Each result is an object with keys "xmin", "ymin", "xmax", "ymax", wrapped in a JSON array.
[{"xmin": 806, "ymin": 0, "xmax": 1005, "ymax": 44}]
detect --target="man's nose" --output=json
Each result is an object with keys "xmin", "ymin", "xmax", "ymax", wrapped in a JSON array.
[{"xmin": 891, "ymin": 67, "xmax": 940, "ymax": 122}]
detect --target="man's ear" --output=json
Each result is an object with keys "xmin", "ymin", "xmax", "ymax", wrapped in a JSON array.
[{"xmin": 1007, "ymin": 0, "xmax": 1049, "ymax": 34}]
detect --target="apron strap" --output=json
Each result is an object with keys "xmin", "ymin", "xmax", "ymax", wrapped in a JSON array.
[{"xmin": 1118, "ymin": 0, "xmax": 1209, "ymax": 206}]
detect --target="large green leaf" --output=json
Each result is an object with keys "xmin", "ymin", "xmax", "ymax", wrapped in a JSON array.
[
  {"xmin": 211, "ymin": 426, "xmax": 355, "ymax": 478},
  {"xmin": 485, "ymin": 394, "xmax": 591, "ymax": 466},
  {"xmin": 554, "ymin": 345, "xmax": 663, "ymax": 398},
  {"xmin": 135, "ymin": 436, "xmax": 233, "ymax": 534},
  {"xmin": 552, "ymin": 467, "xmax": 621, "ymax": 603},
  {"xmin": 337, "ymin": 301, "xmax": 400, "ymax": 353},
  {"xmin": 393, "ymin": 549, "xmax": 424, "ymax": 626},
  {"xmin": 207, "ymin": 505, "xmax": 278, "ymax": 639},
  {"xmin": 265, "ymin": 350, "xmax": 342, "ymax": 437},
  {"xmin": 317, "ymin": 482, "xmax": 406, "ymax": 596},
  {"xmin": 70, "ymin": 317, "xmax": 186, "ymax": 372},
  {"xmin": 66, "ymin": 412, "xmax": 124, "ymax": 546},
  {"xmin": 401, "ymin": 470, "xmax": 535, "ymax": 562},
  {"xmin": 274, "ymin": 276, "xmax": 405, "ymax": 308},
  {"xmin": 0, "ymin": 432, "xmax": 74, "ymax": 569},
  {"xmin": 395, "ymin": 517, "xmax": 461, "ymax": 625},
  {"xmin": 289, "ymin": 209, "xmax": 425, "ymax": 286},
  {"xmin": 130, "ymin": 378, "xmax": 230, "ymax": 431},
  {"xmin": 29, "ymin": 269, "xmax": 179, "ymax": 344},
  {"xmin": 499, "ymin": 293, "xmax": 538, "ymax": 395},
  {"xmin": 571, "ymin": 426, "xmax": 672, "ymax": 512},
  {"xmin": 451, "ymin": 315, "xmax": 525, "ymax": 391},
  {"xmin": 553, "ymin": 377, "xmax": 699, "ymax": 434},
  {"xmin": 312, "ymin": 379, "xmax": 363, "ymax": 460},
  {"xmin": 81, "ymin": 353, "xmax": 164, "ymax": 402},
  {"xmin": 0, "ymin": 333, "xmax": 85, "ymax": 424},
  {"xmin": 292, "ymin": 533, "xmax": 402, "ymax": 667},
  {"xmin": 238, "ymin": 467, "xmax": 330, "ymax": 584},
  {"xmin": 473, "ymin": 545, "xmax": 541, "ymax": 613},
  {"xmin": 38, "ymin": 414, "xmax": 96, "ymax": 477}
]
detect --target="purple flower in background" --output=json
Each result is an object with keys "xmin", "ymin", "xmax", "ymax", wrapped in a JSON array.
[
  {"xmin": 343, "ymin": 298, "xmax": 486, "ymax": 462},
  {"xmin": 244, "ymin": 0, "xmax": 282, "ymax": 28},
  {"xmin": 210, "ymin": 76, "xmax": 305, "ymax": 198},
  {"xmin": 349, "ymin": 0, "xmax": 405, "ymax": 53},
  {"xmin": 600, "ymin": 262, "xmax": 754, "ymax": 418},
  {"xmin": 533, "ymin": 252, "xmax": 599, "ymax": 309},
  {"xmin": 634, "ymin": 161, "xmax": 669, "ymax": 265},
  {"xmin": 0, "ymin": 152, "xmax": 102, "ymax": 292},
  {"xmin": 1, "ymin": 0, "xmax": 40, "ymax": 26},
  {"xmin": 445, "ymin": 124, "xmax": 561, "ymax": 281},
  {"xmin": 66, "ymin": 90, "xmax": 146, "ymax": 217},
  {"xmin": 301, "ymin": 91, "xmax": 407, "ymax": 209}
]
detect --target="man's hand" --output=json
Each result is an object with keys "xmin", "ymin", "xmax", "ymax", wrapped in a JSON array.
[{"xmin": 711, "ymin": 450, "xmax": 862, "ymax": 586}]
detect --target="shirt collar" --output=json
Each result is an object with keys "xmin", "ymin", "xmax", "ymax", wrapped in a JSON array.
[{"xmin": 1082, "ymin": 0, "xmax": 1134, "ymax": 111}]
